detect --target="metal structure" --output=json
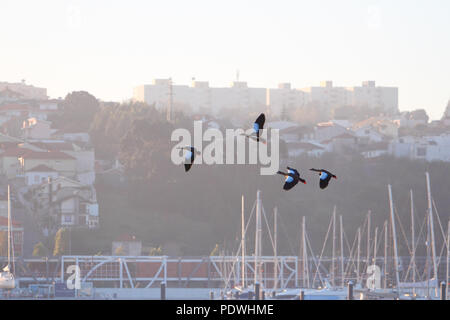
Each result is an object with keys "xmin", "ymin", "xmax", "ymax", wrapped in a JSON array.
[{"xmin": 57, "ymin": 255, "xmax": 299, "ymax": 289}]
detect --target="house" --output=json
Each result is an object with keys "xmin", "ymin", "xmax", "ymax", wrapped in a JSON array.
[
  {"xmin": 353, "ymin": 117, "xmax": 399, "ymax": 139},
  {"xmin": 324, "ymin": 132, "xmax": 358, "ymax": 154},
  {"xmin": 394, "ymin": 111, "xmax": 428, "ymax": 128},
  {"xmin": 0, "ymin": 147, "xmax": 34, "ymax": 178},
  {"xmin": 286, "ymin": 141, "xmax": 326, "ymax": 158},
  {"xmin": 25, "ymin": 164, "xmax": 59, "ymax": 186},
  {"xmin": 31, "ymin": 176, "xmax": 99, "ymax": 228},
  {"xmin": 0, "ymin": 216, "xmax": 24, "ymax": 257},
  {"xmin": 352, "ymin": 126, "xmax": 384, "ymax": 143},
  {"xmin": 65, "ymin": 148, "xmax": 96, "ymax": 185},
  {"xmin": 22, "ymin": 118, "xmax": 55, "ymax": 139},
  {"xmin": 112, "ymin": 234, "xmax": 142, "ymax": 256},
  {"xmin": 314, "ymin": 121, "xmax": 349, "ymax": 143},
  {"xmin": 389, "ymin": 134, "xmax": 450, "ymax": 162},
  {"xmin": 18, "ymin": 150, "xmax": 77, "ymax": 178},
  {"xmin": 0, "ymin": 103, "xmax": 30, "ymax": 118},
  {"xmin": 24, "ymin": 141, "xmax": 96, "ymax": 185},
  {"xmin": 360, "ymin": 142, "xmax": 389, "ymax": 159},
  {"xmin": 55, "ymin": 192, "xmax": 98, "ymax": 228}
]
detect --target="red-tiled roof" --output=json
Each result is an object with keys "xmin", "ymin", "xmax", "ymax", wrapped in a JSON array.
[
  {"xmin": 0, "ymin": 147, "xmax": 34, "ymax": 157},
  {"xmin": 288, "ymin": 142, "xmax": 324, "ymax": 150},
  {"xmin": 0, "ymin": 104, "xmax": 30, "ymax": 111},
  {"xmin": 26, "ymin": 164, "xmax": 57, "ymax": 172},
  {"xmin": 20, "ymin": 151, "xmax": 75, "ymax": 160},
  {"xmin": 333, "ymin": 133, "xmax": 357, "ymax": 140},
  {"xmin": 0, "ymin": 142, "xmax": 20, "ymax": 149},
  {"xmin": 30, "ymin": 142, "xmax": 74, "ymax": 151},
  {"xmin": 0, "ymin": 216, "xmax": 22, "ymax": 227},
  {"xmin": 115, "ymin": 234, "xmax": 137, "ymax": 242}
]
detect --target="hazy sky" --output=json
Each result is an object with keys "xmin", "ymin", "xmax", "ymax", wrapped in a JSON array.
[{"xmin": 1, "ymin": 0, "xmax": 449, "ymax": 119}]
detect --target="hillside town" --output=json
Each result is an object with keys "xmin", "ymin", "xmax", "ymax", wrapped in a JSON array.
[
  {"xmin": 135, "ymin": 78, "xmax": 450, "ymax": 164},
  {"xmin": 1, "ymin": 79, "xmax": 450, "ymax": 259},
  {"xmin": 0, "ymin": 81, "xmax": 98, "ymax": 257}
]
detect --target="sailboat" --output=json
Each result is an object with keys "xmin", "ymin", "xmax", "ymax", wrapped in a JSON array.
[{"xmin": 0, "ymin": 185, "xmax": 16, "ymax": 289}]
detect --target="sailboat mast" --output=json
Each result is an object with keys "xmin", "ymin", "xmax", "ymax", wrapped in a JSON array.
[
  {"xmin": 302, "ymin": 216, "xmax": 309, "ymax": 288},
  {"xmin": 7, "ymin": 185, "xmax": 11, "ymax": 268},
  {"xmin": 357, "ymin": 227, "xmax": 361, "ymax": 285},
  {"xmin": 367, "ymin": 210, "xmax": 371, "ymax": 272},
  {"xmin": 332, "ymin": 206, "xmax": 336, "ymax": 288},
  {"xmin": 241, "ymin": 195, "xmax": 246, "ymax": 288},
  {"xmin": 273, "ymin": 207, "xmax": 278, "ymax": 291},
  {"xmin": 425, "ymin": 172, "xmax": 439, "ymax": 297},
  {"xmin": 373, "ymin": 227, "xmax": 378, "ymax": 266},
  {"xmin": 410, "ymin": 189, "xmax": 416, "ymax": 288},
  {"xmin": 254, "ymin": 190, "xmax": 262, "ymax": 286},
  {"xmin": 384, "ymin": 220, "xmax": 388, "ymax": 289},
  {"xmin": 388, "ymin": 184, "xmax": 401, "ymax": 292},
  {"xmin": 446, "ymin": 220, "xmax": 449, "ymax": 300},
  {"xmin": 340, "ymin": 215, "xmax": 344, "ymax": 287}
]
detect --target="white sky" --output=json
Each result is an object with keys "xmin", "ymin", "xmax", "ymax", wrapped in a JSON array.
[{"xmin": 0, "ymin": 0, "xmax": 449, "ymax": 119}]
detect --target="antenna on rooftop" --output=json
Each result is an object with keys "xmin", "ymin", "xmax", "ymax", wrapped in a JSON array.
[{"xmin": 167, "ymin": 77, "xmax": 173, "ymax": 123}]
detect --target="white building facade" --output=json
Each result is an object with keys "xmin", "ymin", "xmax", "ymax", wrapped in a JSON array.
[{"xmin": 134, "ymin": 79, "xmax": 398, "ymax": 117}]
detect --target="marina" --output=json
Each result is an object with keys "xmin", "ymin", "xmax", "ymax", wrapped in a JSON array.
[{"xmin": 1, "ymin": 175, "xmax": 449, "ymax": 300}]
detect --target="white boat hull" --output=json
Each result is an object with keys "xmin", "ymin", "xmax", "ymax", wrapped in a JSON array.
[{"xmin": 0, "ymin": 272, "xmax": 16, "ymax": 289}]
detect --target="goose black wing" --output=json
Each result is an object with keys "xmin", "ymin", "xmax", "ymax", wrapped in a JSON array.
[
  {"xmin": 253, "ymin": 113, "xmax": 266, "ymax": 141},
  {"xmin": 183, "ymin": 147, "xmax": 196, "ymax": 172},
  {"xmin": 319, "ymin": 178, "xmax": 330, "ymax": 189},
  {"xmin": 319, "ymin": 170, "xmax": 334, "ymax": 189},
  {"xmin": 283, "ymin": 174, "xmax": 299, "ymax": 191}
]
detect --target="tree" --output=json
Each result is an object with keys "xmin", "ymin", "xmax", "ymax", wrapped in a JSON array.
[
  {"xmin": 409, "ymin": 109, "xmax": 429, "ymax": 123},
  {"xmin": 51, "ymin": 91, "xmax": 100, "ymax": 132},
  {"xmin": 209, "ymin": 244, "xmax": 220, "ymax": 256},
  {"xmin": 114, "ymin": 245, "xmax": 125, "ymax": 256},
  {"xmin": 442, "ymin": 100, "xmax": 450, "ymax": 120},
  {"xmin": 89, "ymin": 101, "xmax": 163, "ymax": 159},
  {"xmin": 53, "ymin": 228, "xmax": 70, "ymax": 256},
  {"xmin": 32, "ymin": 242, "xmax": 49, "ymax": 257},
  {"xmin": 149, "ymin": 246, "xmax": 162, "ymax": 256},
  {"xmin": 118, "ymin": 119, "xmax": 174, "ymax": 182}
]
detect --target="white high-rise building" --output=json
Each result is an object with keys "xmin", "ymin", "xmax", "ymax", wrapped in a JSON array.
[
  {"xmin": 301, "ymin": 81, "xmax": 398, "ymax": 113},
  {"xmin": 133, "ymin": 79, "xmax": 398, "ymax": 117},
  {"xmin": 266, "ymin": 83, "xmax": 306, "ymax": 118}
]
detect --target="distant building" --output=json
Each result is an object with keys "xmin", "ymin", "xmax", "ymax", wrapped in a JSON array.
[
  {"xmin": 266, "ymin": 83, "xmax": 306, "ymax": 118},
  {"xmin": 18, "ymin": 150, "xmax": 77, "ymax": 179},
  {"xmin": 112, "ymin": 234, "xmax": 142, "ymax": 256},
  {"xmin": 314, "ymin": 121, "xmax": 349, "ymax": 143},
  {"xmin": 301, "ymin": 81, "xmax": 398, "ymax": 114},
  {"xmin": 134, "ymin": 79, "xmax": 398, "ymax": 117},
  {"xmin": 31, "ymin": 176, "xmax": 99, "ymax": 228},
  {"xmin": 22, "ymin": 118, "xmax": 55, "ymax": 140},
  {"xmin": 389, "ymin": 134, "xmax": 450, "ymax": 162},
  {"xmin": 25, "ymin": 164, "xmax": 59, "ymax": 186},
  {"xmin": 0, "ymin": 81, "xmax": 47, "ymax": 100}
]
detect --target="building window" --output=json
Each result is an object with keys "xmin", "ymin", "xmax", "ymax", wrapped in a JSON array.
[
  {"xmin": 13, "ymin": 232, "xmax": 21, "ymax": 244},
  {"xmin": 417, "ymin": 147, "xmax": 426, "ymax": 157},
  {"xmin": 79, "ymin": 215, "xmax": 87, "ymax": 225}
]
